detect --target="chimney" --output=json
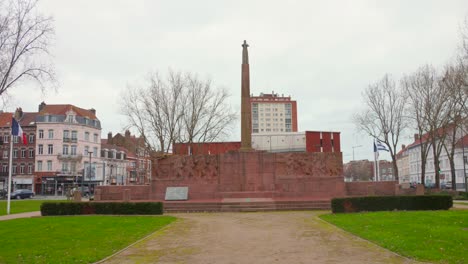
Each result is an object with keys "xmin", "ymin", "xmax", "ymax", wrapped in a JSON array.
[
  {"xmin": 108, "ymin": 132, "xmax": 112, "ymax": 142},
  {"xmin": 414, "ymin": 134, "xmax": 419, "ymax": 141},
  {"xmin": 14, "ymin": 107, "xmax": 23, "ymax": 120},
  {"xmin": 38, "ymin": 101, "xmax": 46, "ymax": 112},
  {"xmin": 89, "ymin": 108, "xmax": 96, "ymax": 115},
  {"xmin": 125, "ymin": 130, "xmax": 131, "ymax": 139}
]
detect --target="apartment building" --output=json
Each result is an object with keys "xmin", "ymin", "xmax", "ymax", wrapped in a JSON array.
[{"xmin": 251, "ymin": 92, "xmax": 298, "ymax": 133}]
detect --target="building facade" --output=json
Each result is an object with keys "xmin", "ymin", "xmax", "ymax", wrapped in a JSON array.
[
  {"xmin": 173, "ymin": 131, "xmax": 341, "ymax": 155},
  {"xmin": 251, "ymin": 92, "xmax": 298, "ymax": 133},
  {"xmin": 105, "ymin": 131, "xmax": 152, "ymax": 185},
  {"xmin": 397, "ymin": 133, "xmax": 468, "ymax": 190},
  {"xmin": 34, "ymin": 103, "xmax": 102, "ymax": 195},
  {"xmin": 0, "ymin": 109, "xmax": 37, "ymax": 191},
  {"xmin": 100, "ymin": 142, "xmax": 129, "ymax": 186}
]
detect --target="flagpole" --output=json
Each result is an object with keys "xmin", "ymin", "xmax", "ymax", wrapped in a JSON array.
[
  {"xmin": 7, "ymin": 131, "xmax": 13, "ymax": 215},
  {"xmin": 373, "ymin": 140, "xmax": 377, "ymax": 181}
]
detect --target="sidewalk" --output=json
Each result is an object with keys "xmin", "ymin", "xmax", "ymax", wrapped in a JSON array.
[{"xmin": 0, "ymin": 211, "xmax": 41, "ymax": 221}]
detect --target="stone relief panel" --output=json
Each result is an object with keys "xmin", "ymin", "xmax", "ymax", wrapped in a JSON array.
[
  {"xmin": 155, "ymin": 155, "xmax": 219, "ymax": 182},
  {"xmin": 275, "ymin": 152, "xmax": 342, "ymax": 179}
]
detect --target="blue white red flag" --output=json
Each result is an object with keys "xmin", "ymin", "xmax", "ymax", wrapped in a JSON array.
[{"xmin": 11, "ymin": 118, "xmax": 27, "ymax": 144}]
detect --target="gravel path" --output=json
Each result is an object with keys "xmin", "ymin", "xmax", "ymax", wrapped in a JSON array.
[{"xmin": 101, "ymin": 211, "xmax": 421, "ymax": 264}]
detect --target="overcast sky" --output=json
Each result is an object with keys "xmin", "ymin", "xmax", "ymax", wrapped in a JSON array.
[{"xmin": 6, "ymin": 0, "xmax": 468, "ymax": 162}]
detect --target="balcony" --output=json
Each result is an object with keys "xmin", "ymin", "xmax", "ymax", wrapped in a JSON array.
[
  {"xmin": 57, "ymin": 154, "xmax": 83, "ymax": 161},
  {"xmin": 63, "ymin": 137, "xmax": 78, "ymax": 143}
]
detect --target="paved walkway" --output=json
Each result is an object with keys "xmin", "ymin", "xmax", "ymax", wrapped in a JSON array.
[
  {"xmin": 0, "ymin": 211, "xmax": 40, "ymax": 221},
  {"xmin": 101, "ymin": 211, "xmax": 421, "ymax": 264}
]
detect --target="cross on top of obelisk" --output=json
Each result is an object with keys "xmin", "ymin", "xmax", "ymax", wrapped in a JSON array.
[{"xmin": 242, "ymin": 40, "xmax": 249, "ymax": 64}]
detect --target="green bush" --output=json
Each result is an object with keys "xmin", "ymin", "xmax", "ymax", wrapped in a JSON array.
[
  {"xmin": 454, "ymin": 191, "xmax": 468, "ymax": 200},
  {"xmin": 40, "ymin": 202, "xmax": 164, "ymax": 216},
  {"xmin": 331, "ymin": 195, "xmax": 452, "ymax": 213}
]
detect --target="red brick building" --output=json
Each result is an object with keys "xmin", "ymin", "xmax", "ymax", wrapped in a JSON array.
[
  {"xmin": 0, "ymin": 109, "xmax": 37, "ymax": 191},
  {"xmin": 104, "ymin": 130, "xmax": 152, "ymax": 185}
]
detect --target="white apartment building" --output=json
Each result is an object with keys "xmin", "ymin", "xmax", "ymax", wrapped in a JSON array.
[
  {"xmin": 251, "ymin": 92, "xmax": 298, "ymax": 134},
  {"xmin": 398, "ymin": 134, "xmax": 468, "ymax": 190}
]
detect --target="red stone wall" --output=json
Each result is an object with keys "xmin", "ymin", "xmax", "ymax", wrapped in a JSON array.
[
  {"xmin": 152, "ymin": 151, "xmax": 345, "ymax": 200},
  {"xmin": 173, "ymin": 142, "xmax": 241, "ymax": 155},
  {"xmin": 97, "ymin": 185, "xmax": 150, "ymax": 200},
  {"xmin": 345, "ymin": 181, "xmax": 397, "ymax": 197}
]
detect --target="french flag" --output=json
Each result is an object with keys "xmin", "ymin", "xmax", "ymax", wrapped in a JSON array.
[{"xmin": 11, "ymin": 118, "xmax": 27, "ymax": 144}]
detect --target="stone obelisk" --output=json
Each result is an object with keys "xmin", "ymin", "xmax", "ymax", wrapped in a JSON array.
[{"xmin": 240, "ymin": 40, "xmax": 252, "ymax": 151}]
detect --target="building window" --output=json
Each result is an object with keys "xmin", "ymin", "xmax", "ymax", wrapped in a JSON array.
[
  {"xmin": 28, "ymin": 134, "xmax": 34, "ymax": 143},
  {"xmin": 12, "ymin": 165, "xmax": 17, "ymax": 174},
  {"xmin": 28, "ymin": 164, "xmax": 32, "ymax": 174},
  {"xmin": 13, "ymin": 136, "xmax": 18, "ymax": 143},
  {"xmin": 2, "ymin": 164, "xmax": 7, "ymax": 172},
  {"xmin": 20, "ymin": 164, "xmax": 25, "ymax": 174},
  {"xmin": 84, "ymin": 146, "xmax": 89, "ymax": 156},
  {"xmin": 47, "ymin": 160, "xmax": 52, "ymax": 171},
  {"xmin": 62, "ymin": 162, "xmax": 69, "ymax": 173},
  {"xmin": 464, "ymin": 156, "xmax": 468, "ymax": 164},
  {"xmin": 38, "ymin": 144, "xmax": 43, "ymax": 155},
  {"xmin": 3, "ymin": 134, "xmax": 8, "ymax": 143},
  {"xmin": 39, "ymin": 130, "xmax": 44, "ymax": 139},
  {"xmin": 63, "ymin": 130, "xmax": 70, "ymax": 141},
  {"xmin": 85, "ymin": 132, "xmax": 89, "ymax": 141},
  {"xmin": 63, "ymin": 145, "xmax": 69, "ymax": 155},
  {"xmin": 48, "ymin": 144, "xmax": 53, "ymax": 155},
  {"xmin": 94, "ymin": 133, "xmax": 98, "ymax": 143},
  {"xmin": 29, "ymin": 149, "xmax": 34, "ymax": 158},
  {"xmin": 70, "ymin": 162, "xmax": 76, "ymax": 173},
  {"xmin": 48, "ymin": 129, "xmax": 54, "ymax": 139},
  {"xmin": 93, "ymin": 147, "xmax": 97, "ymax": 157},
  {"xmin": 20, "ymin": 149, "xmax": 26, "ymax": 158},
  {"xmin": 71, "ymin": 145, "xmax": 77, "ymax": 156},
  {"xmin": 37, "ymin": 161, "xmax": 42, "ymax": 171},
  {"xmin": 13, "ymin": 149, "xmax": 18, "ymax": 158},
  {"xmin": 71, "ymin": 131, "xmax": 77, "ymax": 142}
]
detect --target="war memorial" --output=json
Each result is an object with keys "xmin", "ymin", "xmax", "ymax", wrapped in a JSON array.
[{"xmin": 95, "ymin": 41, "xmax": 398, "ymax": 211}]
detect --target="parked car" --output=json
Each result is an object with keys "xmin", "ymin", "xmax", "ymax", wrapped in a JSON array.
[
  {"xmin": 444, "ymin": 182, "xmax": 452, "ymax": 189},
  {"xmin": 10, "ymin": 189, "xmax": 34, "ymax": 199}
]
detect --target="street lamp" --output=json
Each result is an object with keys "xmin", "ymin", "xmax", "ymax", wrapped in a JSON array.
[{"xmin": 352, "ymin": 145, "xmax": 362, "ymax": 161}]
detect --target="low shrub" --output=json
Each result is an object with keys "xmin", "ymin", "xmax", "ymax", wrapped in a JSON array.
[
  {"xmin": 331, "ymin": 195, "xmax": 452, "ymax": 213},
  {"xmin": 40, "ymin": 202, "xmax": 164, "ymax": 216},
  {"xmin": 454, "ymin": 191, "xmax": 468, "ymax": 200}
]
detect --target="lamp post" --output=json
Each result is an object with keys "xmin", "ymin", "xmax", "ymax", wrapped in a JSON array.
[{"xmin": 352, "ymin": 145, "xmax": 362, "ymax": 161}]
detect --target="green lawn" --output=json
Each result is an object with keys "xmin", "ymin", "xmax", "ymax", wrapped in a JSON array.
[
  {"xmin": 0, "ymin": 215, "xmax": 176, "ymax": 263},
  {"xmin": 320, "ymin": 211, "xmax": 468, "ymax": 264},
  {"xmin": 0, "ymin": 199, "xmax": 67, "ymax": 216}
]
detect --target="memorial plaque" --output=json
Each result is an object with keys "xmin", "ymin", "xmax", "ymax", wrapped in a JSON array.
[{"xmin": 165, "ymin": 187, "xmax": 189, "ymax": 200}]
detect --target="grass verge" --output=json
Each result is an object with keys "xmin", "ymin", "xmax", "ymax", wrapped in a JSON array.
[
  {"xmin": 0, "ymin": 200, "xmax": 67, "ymax": 216},
  {"xmin": 320, "ymin": 211, "xmax": 467, "ymax": 264},
  {"xmin": 0, "ymin": 215, "xmax": 176, "ymax": 263}
]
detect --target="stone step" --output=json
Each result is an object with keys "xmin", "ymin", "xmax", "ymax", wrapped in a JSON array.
[
  {"xmin": 218, "ymin": 191, "xmax": 277, "ymax": 198},
  {"xmin": 163, "ymin": 200, "xmax": 331, "ymax": 212}
]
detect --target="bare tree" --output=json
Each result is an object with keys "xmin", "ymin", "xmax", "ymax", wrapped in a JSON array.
[
  {"xmin": 440, "ymin": 60, "xmax": 468, "ymax": 189},
  {"xmin": 121, "ymin": 70, "xmax": 236, "ymax": 153},
  {"xmin": 182, "ymin": 74, "xmax": 236, "ymax": 143},
  {"xmin": 344, "ymin": 161, "xmax": 373, "ymax": 181},
  {"xmin": 354, "ymin": 74, "xmax": 407, "ymax": 181},
  {"xmin": 403, "ymin": 65, "xmax": 454, "ymax": 188},
  {"xmin": 0, "ymin": 0, "xmax": 55, "ymax": 96}
]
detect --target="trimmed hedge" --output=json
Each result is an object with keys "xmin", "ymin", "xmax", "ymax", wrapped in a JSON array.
[
  {"xmin": 41, "ymin": 202, "xmax": 164, "ymax": 216},
  {"xmin": 331, "ymin": 195, "xmax": 452, "ymax": 213}
]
